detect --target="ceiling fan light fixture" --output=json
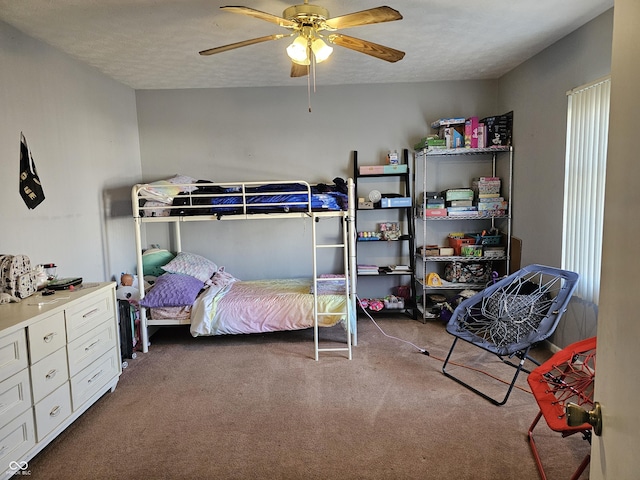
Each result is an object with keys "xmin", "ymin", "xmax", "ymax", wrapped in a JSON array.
[
  {"xmin": 291, "ymin": 57, "xmax": 311, "ymax": 66},
  {"xmin": 311, "ymin": 37, "xmax": 333, "ymax": 63},
  {"xmin": 286, "ymin": 35, "xmax": 309, "ymax": 63}
]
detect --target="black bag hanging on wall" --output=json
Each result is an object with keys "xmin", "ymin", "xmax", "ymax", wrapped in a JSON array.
[{"xmin": 19, "ymin": 132, "xmax": 45, "ymax": 209}]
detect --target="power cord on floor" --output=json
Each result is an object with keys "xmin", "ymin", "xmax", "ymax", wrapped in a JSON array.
[
  {"xmin": 356, "ymin": 295, "xmax": 429, "ymax": 354},
  {"xmin": 356, "ymin": 295, "xmax": 532, "ymax": 396}
]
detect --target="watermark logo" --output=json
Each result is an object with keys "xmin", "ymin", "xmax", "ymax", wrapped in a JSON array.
[{"xmin": 7, "ymin": 461, "xmax": 31, "ymax": 476}]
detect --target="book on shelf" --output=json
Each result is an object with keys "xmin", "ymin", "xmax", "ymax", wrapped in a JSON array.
[
  {"xmin": 447, "ymin": 206, "xmax": 477, "ymax": 213},
  {"xmin": 357, "ymin": 265, "xmax": 380, "ymax": 275},
  {"xmin": 380, "ymin": 265, "xmax": 411, "ymax": 274},
  {"xmin": 448, "ymin": 200, "xmax": 473, "ymax": 207},
  {"xmin": 447, "ymin": 210, "xmax": 480, "ymax": 217}
]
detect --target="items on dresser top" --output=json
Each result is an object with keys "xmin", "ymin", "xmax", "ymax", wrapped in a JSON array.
[
  {"xmin": 45, "ymin": 277, "xmax": 83, "ymax": 290},
  {"xmin": 0, "ymin": 254, "xmax": 38, "ymax": 300}
]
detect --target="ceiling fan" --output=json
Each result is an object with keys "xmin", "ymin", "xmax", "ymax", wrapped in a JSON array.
[{"xmin": 199, "ymin": 2, "xmax": 405, "ymax": 78}]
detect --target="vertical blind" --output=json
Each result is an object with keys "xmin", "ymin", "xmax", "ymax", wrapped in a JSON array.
[{"xmin": 562, "ymin": 76, "xmax": 610, "ymax": 304}]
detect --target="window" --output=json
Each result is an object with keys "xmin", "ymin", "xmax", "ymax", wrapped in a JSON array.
[{"xmin": 562, "ymin": 76, "xmax": 610, "ymax": 304}]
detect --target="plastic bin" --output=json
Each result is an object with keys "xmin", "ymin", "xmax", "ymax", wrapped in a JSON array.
[
  {"xmin": 466, "ymin": 233, "xmax": 501, "ymax": 246},
  {"xmin": 448, "ymin": 236, "xmax": 475, "ymax": 255}
]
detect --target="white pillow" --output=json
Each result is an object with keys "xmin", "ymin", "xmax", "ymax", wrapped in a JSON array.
[
  {"xmin": 140, "ymin": 175, "xmax": 199, "ymax": 204},
  {"xmin": 161, "ymin": 252, "xmax": 218, "ymax": 282}
]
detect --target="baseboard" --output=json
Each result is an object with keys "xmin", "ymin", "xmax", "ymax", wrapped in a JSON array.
[{"xmin": 545, "ymin": 339, "xmax": 562, "ymax": 354}]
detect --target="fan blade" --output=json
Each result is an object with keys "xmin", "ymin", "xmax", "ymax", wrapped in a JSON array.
[
  {"xmin": 325, "ymin": 6, "xmax": 402, "ymax": 30},
  {"xmin": 199, "ymin": 34, "xmax": 287, "ymax": 56},
  {"xmin": 290, "ymin": 62, "xmax": 309, "ymax": 78},
  {"xmin": 221, "ymin": 6, "xmax": 297, "ymax": 28},
  {"xmin": 328, "ymin": 34, "xmax": 405, "ymax": 62}
]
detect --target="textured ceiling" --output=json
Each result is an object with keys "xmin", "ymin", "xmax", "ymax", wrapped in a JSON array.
[{"xmin": 0, "ymin": 0, "xmax": 613, "ymax": 90}]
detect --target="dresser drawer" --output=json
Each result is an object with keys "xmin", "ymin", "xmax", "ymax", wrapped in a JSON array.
[
  {"xmin": 34, "ymin": 382, "xmax": 71, "ymax": 442},
  {"xmin": 70, "ymin": 349, "xmax": 118, "ymax": 411},
  {"xmin": 65, "ymin": 289, "xmax": 114, "ymax": 342},
  {"xmin": 0, "ymin": 409, "xmax": 35, "ymax": 471},
  {"xmin": 67, "ymin": 322, "xmax": 117, "ymax": 377},
  {"xmin": 27, "ymin": 312, "xmax": 66, "ymax": 364},
  {"xmin": 0, "ymin": 369, "xmax": 32, "ymax": 429},
  {"xmin": 30, "ymin": 348, "xmax": 69, "ymax": 404},
  {"xmin": 0, "ymin": 330, "xmax": 28, "ymax": 383}
]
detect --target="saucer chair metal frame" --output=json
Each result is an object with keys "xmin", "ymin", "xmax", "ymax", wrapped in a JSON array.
[
  {"xmin": 527, "ymin": 336, "xmax": 596, "ymax": 480},
  {"xmin": 442, "ymin": 264, "xmax": 580, "ymax": 406}
]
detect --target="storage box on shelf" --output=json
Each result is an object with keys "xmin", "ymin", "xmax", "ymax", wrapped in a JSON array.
[
  {"xmin": 354, "ymin": 149, "xmax": 416, "ymax": 319},
  {"xmin": 413, "ymin": 145, "xmax": 513, "ymax": 322}
]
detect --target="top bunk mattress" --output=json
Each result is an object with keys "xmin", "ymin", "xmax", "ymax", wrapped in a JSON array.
[{"xmin": 133, "ymin": 175, "xmax": 350, "ymax": 219}]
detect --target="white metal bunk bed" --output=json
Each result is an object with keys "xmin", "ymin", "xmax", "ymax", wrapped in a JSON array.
[{"xmin": 131, "ymin": 178, "xmax": 357, "ymax": 360}]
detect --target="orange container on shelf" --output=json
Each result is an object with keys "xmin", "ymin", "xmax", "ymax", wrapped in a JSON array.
[{"xmin": 448, "ymin": 235, "xmax": 475, "ymax": 256}]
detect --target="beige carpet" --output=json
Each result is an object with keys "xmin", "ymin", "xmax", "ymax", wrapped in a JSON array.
[{"xmin": 27, "ymin": 317, "xmax": 590, "ymax": 479}]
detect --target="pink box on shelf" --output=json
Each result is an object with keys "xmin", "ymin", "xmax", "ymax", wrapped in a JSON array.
[
  {"xmin": 425, "ymin": 208, "xmax": 447, "ymax": 217},
  {"xmin": 359, "ymin": 165, "xmax": 385, "ymax": 175},
  {"xmin": 465, "ymin": 116, "xmax": 479, "ymax": 148}
]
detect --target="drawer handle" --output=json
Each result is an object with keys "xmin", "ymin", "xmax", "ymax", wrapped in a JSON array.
[
  {"xmin": 88, "ymin": 370, "xmax": 104, "ymax": 384},
  {"xmin": 43, "ymin": 332, "xmax": 57, "ymax": 343},
  {"xmin": 50, "ymin": 405, "xmax": 61, "ymax": 417},
  {"xmin": 46, "ymin": 369, "xmax": 58, "ymax": 380},
  {"xmin": 85, "ymin": 339, "xmax": 100, "ymax": 352},
  {"xmin": 82, "ymin": 308, "xmax": 99, "ymax": 319}
]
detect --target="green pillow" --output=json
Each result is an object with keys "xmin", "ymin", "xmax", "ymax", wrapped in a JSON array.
[{"xmin": 142, "ymin": 249, "xmax": 176, "ymax": 277}]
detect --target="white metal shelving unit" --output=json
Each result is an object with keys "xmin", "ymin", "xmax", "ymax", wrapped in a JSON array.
[{"xmin": 413, "ymin": 146, "xmax": 514, "ymax": 322}]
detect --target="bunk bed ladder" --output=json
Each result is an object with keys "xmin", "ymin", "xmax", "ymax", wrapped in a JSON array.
[{"xmin": 311, "ymin": 211, "xmax": 353, "ymax": 361}]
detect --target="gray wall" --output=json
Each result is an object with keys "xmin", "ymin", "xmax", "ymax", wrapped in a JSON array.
[
  {"xmin": 135, "ymin": 81, "xmax": 499, "ymax": 285},
  {"xmin": 497, "ymin": 9, "xmax": 613, "ymax": 347},
  {"xmin": 0, "ymin": 20, "xmax": 142, "ymax": 283}
]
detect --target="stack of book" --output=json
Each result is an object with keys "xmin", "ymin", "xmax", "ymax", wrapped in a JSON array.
[
  {"xmin": 477, "ymin": 197, "xmax": 508, "ymax": 216},
  {"xmin": 472, "ymin": 177, "xmax": 501, "ymax": 196},
  {"xmin": 447, "ymin": 206, "xmax": 478, "ymax": 217},
  {"xmin": 441, "ymin": 188, "xmax": 476, "ymax": 216},
  {"xmin": 473, "ymin": 177, "xmax": 506, "ymax": 216},
  {"xmin": 357, "ymin": 265, "xmax": 380, "ymax": 275},
  {"xmin": 421, "ymin": 192, "xmax": 446, "ymax": 217}
]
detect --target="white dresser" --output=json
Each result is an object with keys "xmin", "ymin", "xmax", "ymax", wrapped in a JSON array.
[{"xmin": 0, "ymin": 282, "xmax": 121, "ymax": 478}]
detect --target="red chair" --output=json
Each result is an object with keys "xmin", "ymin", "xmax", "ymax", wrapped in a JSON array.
[{"xmin": 527, "ymin": 336, "xmax": 596, "ymax": 480}]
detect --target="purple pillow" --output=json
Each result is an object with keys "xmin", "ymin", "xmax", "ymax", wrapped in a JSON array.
[{"xmin": 139, "ymin": 273, "xmax": 204, "ymax": 308}]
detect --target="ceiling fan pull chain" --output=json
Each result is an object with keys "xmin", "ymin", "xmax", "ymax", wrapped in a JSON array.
[
  {"xmin": 307, "ymin": 67, "xmax": 312, "ymax": 113},
  {"xmin": 313, "ymin": 53, "xmax": 317, "ymax": 93}
]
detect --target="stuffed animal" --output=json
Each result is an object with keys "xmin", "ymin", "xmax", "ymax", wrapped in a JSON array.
[
  {"xmin": 117, "ymin": 274, "xmax": 138, "ymax": 301},
  {"xmin": 116, "ymin": 273, "xmax": 151, "ymax": 302}
]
